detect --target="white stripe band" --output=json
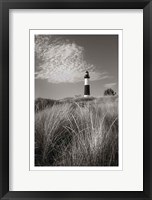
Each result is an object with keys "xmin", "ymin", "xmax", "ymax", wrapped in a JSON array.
[{"xmin": 84, "ymin": 79, "xmax": 89, "ymax": 85}]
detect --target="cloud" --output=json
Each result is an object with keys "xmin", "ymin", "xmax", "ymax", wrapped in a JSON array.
[
  {"xmin": 35, "ymin": 35, "xmax": 107, "ymax": 84},
  {"xmin": 104, "ymin": 82, "xmax": 117, "ymax": 88}
]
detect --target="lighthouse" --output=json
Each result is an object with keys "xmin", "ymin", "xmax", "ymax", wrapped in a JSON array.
[{"xmin": 84, "ymin": 71, "xmax": 90, "ymax": 97}]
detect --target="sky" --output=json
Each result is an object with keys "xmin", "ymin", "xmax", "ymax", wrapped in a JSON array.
[{"xmin": 35, "ymin": 35, "xmax": 118, "ymax": 99}]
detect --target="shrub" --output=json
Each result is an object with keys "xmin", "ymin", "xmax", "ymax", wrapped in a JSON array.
[{"xmin": 104, "ymin": 88, "xmax": 116, "ymax": 96}]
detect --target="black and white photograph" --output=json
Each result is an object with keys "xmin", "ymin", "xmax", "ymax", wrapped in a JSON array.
[{"xmin": 34, "ymin": 34, "xmax": 119, "ymax": 167}]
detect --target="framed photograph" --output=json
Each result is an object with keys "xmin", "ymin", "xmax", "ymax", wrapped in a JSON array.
[
  {"xmin": 31, "ymin": 30, "xmax": 122, "ymax": 170},
  {"xmin": 0, "ymin": 0, "xmax": 152, "ymax": 199}
]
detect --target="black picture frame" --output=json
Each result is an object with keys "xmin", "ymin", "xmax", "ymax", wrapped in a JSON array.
[{"xmin": 0, "ymin": 0, "xmax": 152, "ymax": 199}]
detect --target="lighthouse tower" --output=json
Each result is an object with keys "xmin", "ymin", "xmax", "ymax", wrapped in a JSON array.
[{"xmin": 84, "ymin": 71, "xmax": 90, "ymax": 97}]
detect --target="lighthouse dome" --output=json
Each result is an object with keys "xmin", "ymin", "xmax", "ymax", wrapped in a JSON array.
[{"xmin": 84, "ymin": 71, "xmax": 90, "ymax": 79}]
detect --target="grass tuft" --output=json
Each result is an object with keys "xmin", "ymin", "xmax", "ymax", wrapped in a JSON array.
[{"xmin": 35, "ymin": 97, "xmax": 118, "ymax": 166}]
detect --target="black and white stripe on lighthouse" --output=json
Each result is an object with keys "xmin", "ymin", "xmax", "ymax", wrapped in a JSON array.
[{"xmin": 84, "ymin": 71, "xmax": 90, "ymax": 97}]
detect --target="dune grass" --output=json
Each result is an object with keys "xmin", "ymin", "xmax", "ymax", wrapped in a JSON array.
[{"xmin": 35, "ymin": 97, "xmax": 118, "ymax": 166}]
